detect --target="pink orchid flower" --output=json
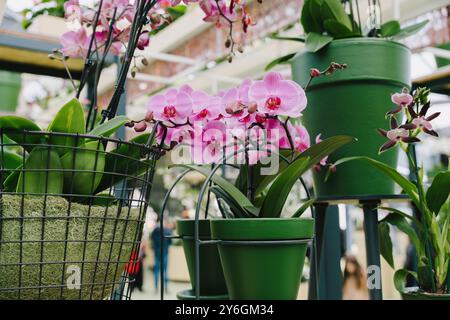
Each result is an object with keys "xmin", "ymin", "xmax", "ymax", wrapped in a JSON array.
[
  {"xmin": 190, "ymin": 91, "xmax": 222, "ymax": 123},
  {"xmin": 199, "ymin": 0, "xmax": 236, "ymax": 28},
  {"xmin": 279, "ymin": 123, "xmax": 310, "ymax": 153},
  {"xmin": 64, "ymin": 0, "xmax": 81, "ymax": 22},
  {"xmin": 147, "ymin": 88, "xmax": 193, "ymax": 124},
  {"xmin": 248, "ymin": 72, "xmax": 307, "ymax": 118},
  {"xmin": 60, "ymin": 29, "xmax": 90, "ymax": 58},
  {"xmin": 221, "ymin": 82, "xmax": 251, "ymax": 121}
]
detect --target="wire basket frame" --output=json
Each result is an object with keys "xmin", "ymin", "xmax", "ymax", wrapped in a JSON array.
[{"xmin": 0, "ymin": 130, "xmax": 162, "ymax": 300}]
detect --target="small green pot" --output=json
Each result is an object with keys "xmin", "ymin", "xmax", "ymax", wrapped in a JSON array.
[
  {"xmin": 292, "ymin": 38, "xmax": 411, "ymax": 197},
  {"xmin": 176, "ymin": 219, "xmax": 228, "ymax": 296},
  {"xmin": 210, "ymin": 218, "xmax": 314, "ymax": 300},
  {"xmin": 0, "ymin": 71, "xmax": 21, "ymax": 112},
  {"xmin": 401, "ymin": 287, "xmax": 450, "ymax": 300}
]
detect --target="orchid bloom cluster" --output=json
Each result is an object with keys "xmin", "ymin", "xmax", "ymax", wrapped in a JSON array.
[
  {"xmin": 60, "ymin": 0, "xmax": 258, "ymax": 59},
  {"xmin": 127, "ymin": 72, "xmax": 327, "ymax": 166},
  {"xmin": 378, "ymin": 87, "xmax": 440, "ymax": 153}
]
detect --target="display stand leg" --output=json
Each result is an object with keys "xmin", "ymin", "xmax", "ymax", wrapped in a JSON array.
[
  {"xmin": 362, "ymin": 201, "xmax": 383, "ymax": 300},
  {"xmin": 308, "ymin": 203, "xmax": 327, "ymax": 300}
]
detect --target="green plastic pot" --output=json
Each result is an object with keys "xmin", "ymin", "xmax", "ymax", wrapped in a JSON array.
[
  {"xmin": 0, "ymin": 71, "xmax": 22, "ymax": 112},
  {"xmin": 176, "ymin": 219, "xmax": 228, "ymax": 297},
  {"xmin": 401, "ymin": 287, "xmax": 450, "ymax": 300},
  {"xmin": 292, "ymin": 38, "xmax": 411, "ymax": 197},
  {"xmin": 210, "ymin": 218, "xmax": 314, "ymax": 300}
]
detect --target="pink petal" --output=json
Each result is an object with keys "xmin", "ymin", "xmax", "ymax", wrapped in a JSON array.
[{"xmin": 263, "ymin": 72, "xmax": 283, "ymax": 92}]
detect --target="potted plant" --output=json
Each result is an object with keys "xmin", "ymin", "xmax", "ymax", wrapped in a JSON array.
[
  {"xmin": 0, "ymin": 98, "xmax": 157, "ymax": 299},
  {"xmin": 141, "ymin": 62, "xmax": 353, "ymax": 299},
  {"xmin": 334, "ymin": 87, "xmax": 449, "ymax": 299},
  {"xmin": 268, "ymin": 0, "xmax": 428, "ymax": 197}
]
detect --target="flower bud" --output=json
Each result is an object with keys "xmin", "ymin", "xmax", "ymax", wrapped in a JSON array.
[
  {"xmin": 150, "ymin": 13, "xmax": 161, "ymax": 25},
  {"xmin": 141, "ymin": 58, "xmax": 149, "ymax": 66},
  {"xmin": 310, "ymin": 68, "xmax": 321, "ymax": 78},
  {"xmin": 134, "ymin": 121, "xmax": 147, "ymax": 132},
  {"xmin": 145, "ymin": 111, "xmax": 153, "ymax": 122},
  {"xmin": 225, "ymin": 37, "xmax": 232, "ymax": 48},
  {"xmin": 248, "ymin": 102, "xmax": 258, "ymax": 114}
]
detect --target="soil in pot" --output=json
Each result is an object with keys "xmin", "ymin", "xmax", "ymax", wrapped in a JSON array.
[
  {"xmin": 292, "ymin": 38, "xmax": 411, "ymax": 197},
  {"xmin": 0, "ymin": 195, "xmax": 140, "ymax": 300},
  {"xmin": 210, "ymin": 218, "xmax": 314, "ymax": 300},
  {"xmin": 176, "ymin": 219, "xmax": 228, "ymax": 297}
]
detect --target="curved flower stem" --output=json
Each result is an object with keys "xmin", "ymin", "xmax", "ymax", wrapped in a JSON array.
[{"xmin": 214, "ymin": 0, "xmax": 237, "ymax": 56}]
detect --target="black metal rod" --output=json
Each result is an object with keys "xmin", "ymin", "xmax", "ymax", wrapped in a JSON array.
[{"xmin": 362, "ymin": 201, "xmax": 383, "ymax": 300}]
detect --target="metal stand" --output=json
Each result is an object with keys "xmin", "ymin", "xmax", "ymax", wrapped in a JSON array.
[{"xmin": 310, "ymin": 195, "xmax": 409, "ymax": 301}]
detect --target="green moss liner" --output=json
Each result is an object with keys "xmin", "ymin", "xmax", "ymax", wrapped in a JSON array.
[{"xmin": 0, "ymin": 195, "xmax": 141, "ymax": 300}]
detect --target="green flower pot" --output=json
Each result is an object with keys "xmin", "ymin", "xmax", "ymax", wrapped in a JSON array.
[
  {"xmin": 176, "ymin": 219, "xmax": 228, "ymax": 297},
  {"xmin": 401, "ymin": 287, "xmax": 450, "ymax": 300},
  {"xmin": 292, "ymin": 38, "xmax": 411, "ymax": 197},
  {"xmin": 0, "ymin": 71, "xmax": 22, "ymax": 113},
  {"xmin": 210, "ymin": 218, "xmax": 314, "ymax": 300}
]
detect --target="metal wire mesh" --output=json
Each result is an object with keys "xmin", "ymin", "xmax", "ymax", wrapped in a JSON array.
[{"xmin": 0, "ymin": 130, "xmax": 161, "ymax": 300}]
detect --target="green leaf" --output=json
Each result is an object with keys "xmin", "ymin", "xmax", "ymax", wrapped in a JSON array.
[
  {"xmin": 1, "ymin": 150, "xmax": 22, "ymax": 185},
  {"xmin": 4, "ymin": 164, "xmax": 21, "ymax": 192},
  {"xmin": 379, "ymin": 222, "xmax": 394, "ymax": 268},
  {"xmin": 270, "ymin": 35, "xmax": 305, "ymax": 42},
  {"xmin": 320, "ymin": 0, "xmax": 353, "ymax": 31},
  {"xmin": 172, "ymin": 164, "xmax": 259, "ymax": 216},
  {"xmin": 333, "ymin": 156, "xmax": 420, "ymax": 209},
  {"xmin": 418, "ymin": 256, "xmax": 435, "ymax": 292},
  {"xmin": 394, "ymin": 269, "xmax": 417, "ymax": 294},
  {"xmin": 301, "ymin": 0, "xmax": 325, "ymax": 34},
  {"xmin": 47, "ymin": 98, "xmax": 86, "ymax": 155},
  {"xmin": 210, "ymin": 186, "xmax": 254, "ymax": 218},
  {"xmin": 426, "ymin": 171, "xmax": 450, "ymax": 215},
  {"xmin": 2, "ymin": 150, "xmax": 21, "ymax": 171},
  {"xmin": 260, "ymin": 136, "xmax": 355, "ymax": 218},
  {"xmin": 323, "ymin": 19, "xmax": 358, "ymax": 38},
  {"xmin": 380, "ymin": 20, "xmax": 401, "ymax": 37},
  {"xmin": 60, "ymin": 141, "xmax": 106, "ymax": 195},
  {"xmin": 265, "ymin": 53, "xmax": 296, "ymax": 71},
  {"xmin": 88, "ymin": 116, "xmax": 128, "ymax": 138},
  {"xmin": 292, "ymin": 198, "xmax": 316, "ymax": 218},
  {"xmin": 0, "ymin": 116, "xmax": 42, "ymax": 152},
  {"xmin": 392, "ymin": 20, "xmax": 429, "ymax": 41},
  {"xmin": 16, "ymin": 147, "xmax": 63, "ymax": 194},
  {"xmin": 95, "ymin": 133, "xmax": 153, "ymax": 193},
  {"xmin": 381, "ymin": 213, "xmax": 423, "ymax": 258},
  {"xmin": 305, "ymin": 32, "xmax": 333, "ymax": 53}
]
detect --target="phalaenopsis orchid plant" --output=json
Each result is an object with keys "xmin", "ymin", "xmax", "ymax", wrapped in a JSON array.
[
  {"xmin": 334, "ymin": 88, "xmax": 450, "ymax": 295},
  {"xmin": 125, "ymin": 62, "xmax": 354, "ymax": 219},
  {"xmin": 53, "ymin": 0, "xmax": 263, "ymax": 132}
]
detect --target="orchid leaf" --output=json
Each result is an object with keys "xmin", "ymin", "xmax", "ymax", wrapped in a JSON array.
[
  {"xmin": 323, "ymin": 19, "xmax": 359, "ymax": 38},
  {"xmin": 172, "ymin": 164, "xmax": 259, "ymax": 216},
  {"xmin": 392, "ymin": 20, "xmax": 429, "ymax": 41},
  {"xmin": 333, "ymin": 156, "xmax": 420, "ymax": 208},
  {"xmin": 292, "ymin": 199, "xmax": 316, "ymax": 218},
  {"xmin": 47, "ymin": 98, "xmax": 86, "ymax": 155},
  {"xmin": 305, "ymin": 32, "xmax": 333, "ymax": 52},
  {"xmin": 16, "ymin": 147, "xmax": 63, "ymax": 194},
  {"xmin": 320, "ymin": 0, "xmax": 353, "ymax": 31},
  {"xmin": 88, "ymin": 116, "xmax": 128, "ymax": 138},
  {"xmin": 394, "ymin": 269, "xmax": 417, "ymax": 294},
  {"xmin": 379, "ymin": 221, "xmax": 394, "ymax": 268},
  {"xmin": 380, "ymin": 20, "xmax": 401, "ymax": 37},
  {"xmin": 0, "ymin": 116, "xmax": 42, "ymax": 152},
  {"xmin": 426, "ymin": 171, "xmax": 450, "ymax": 215},
  {"xmin": 265, "ymin": 53, "xmax": 296, "ymax": 71},
  {"xmin": 210, "ymin": 186, "xmax": 254, "ymax": 218},
  {"xmin": 260, "ymin": 136, "xmax": 355, "ymax": 218},
  {"xmin": 301, "ymin": 0, "xmax": 325, "ymax": 34}
]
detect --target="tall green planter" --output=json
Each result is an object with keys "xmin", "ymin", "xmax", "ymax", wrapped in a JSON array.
[
  {"xmin": 0, "ymin": 71, "xmax": 22, "ymax": 112},
  {"xmin": 210, "ymin": 218, "xmax": 314, "ymax": 300},
  {"xmin": 176, "ymin": 219, "xmax": 228, "ymax": 297},
  {"xmin": 292, "ymin": 38, "xmax": 411, "ymax": 197}
]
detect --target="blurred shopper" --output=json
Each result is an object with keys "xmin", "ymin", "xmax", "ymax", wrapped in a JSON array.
[
  {"xmin": 151, "ymin": 219, "xmax": 173, "ymax": 293},
  {"xmin": 125, "ymin": 242, "xmax": 145, "ymax": 293},
  {"xmin": 343, "ymin": 254, "xmax": 369, "ymax": 300}
]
